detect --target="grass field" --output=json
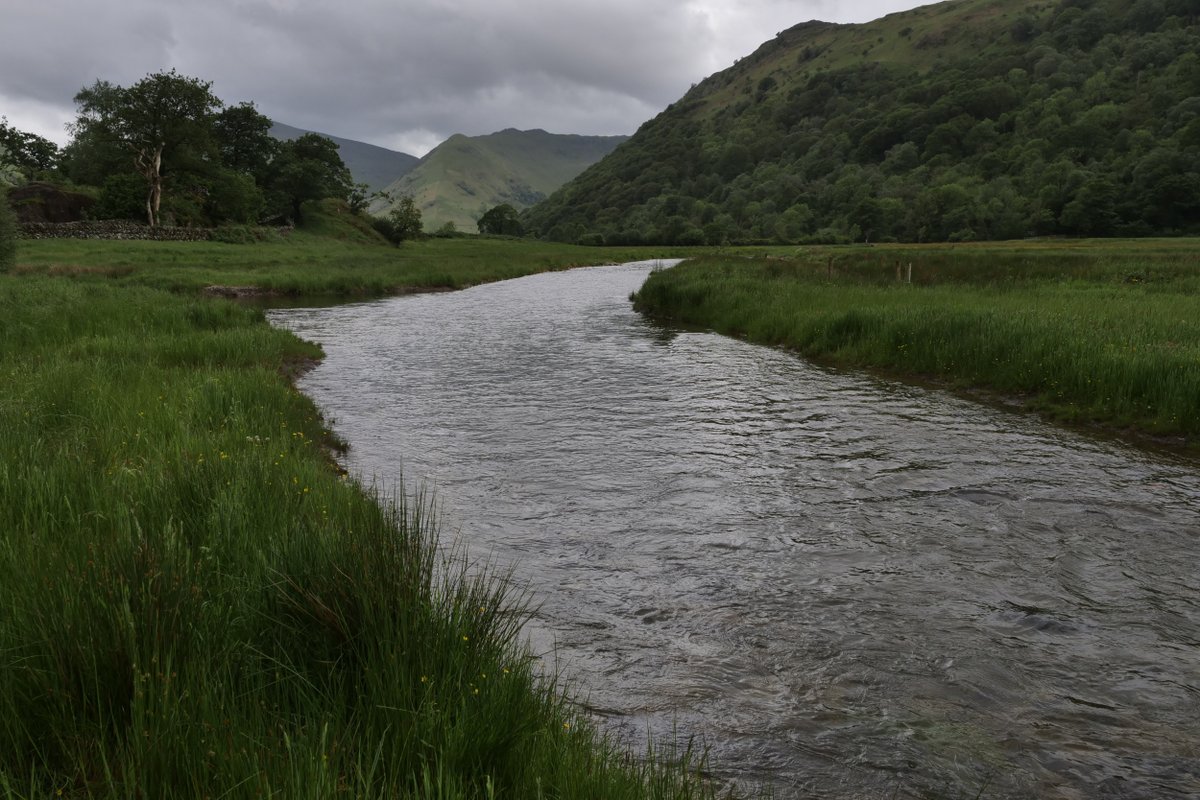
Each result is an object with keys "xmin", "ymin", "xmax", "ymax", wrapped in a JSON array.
[
  {"xmin": 0, "ymin": 228, "xmax": 724, "ymax": 798},
  {"xmin": 633, "ymin": 239, "xmax": 1200, "ymax": 446},
  {"xmin": 11, "ymin": 233, "xmax": 681, "ymax": 297}
]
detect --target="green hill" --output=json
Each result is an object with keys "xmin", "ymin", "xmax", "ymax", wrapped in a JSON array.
[
  {"xmin": 525, "ymin": 0, "xmax": 1200, "ymax": 244},
  {"xmin": 270, "ymin": 122, "xmax": 418, "ymax": 192},
  {"xmin": 371, "ymin": 129, "xmax": 627, "ymax": 232}
]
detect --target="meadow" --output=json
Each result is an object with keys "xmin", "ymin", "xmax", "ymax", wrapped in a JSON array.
[
  {"xmin": 633, "ymin": 238, "xmax": 1200, "ymax": 445},
  {"xmin": 11, "ymin": 222, "xmax": 677, "ymax": 297},
  {"xmin": 0, "ymin": 234, "xmax": 721, "ymax": 798}
]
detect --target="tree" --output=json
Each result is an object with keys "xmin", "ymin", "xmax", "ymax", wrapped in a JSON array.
[
  {"xmin": 0, "ymin": 119, "xmax": 59, "ymax": 176},
  {"xmin": 204, "ymin": 169, "xmax": 265, "ymax": 224},
  {"xmin": 213, "ymin": 102, "xmax": 277, "ymax": 181},
  {"xmin": 477, "ymin": 203, "xmax": 523, "ymax": 236},
  {"xmin": 370, "ymin": 195, "xmax": 422, "ymax": 244},
  {"xmin": 347, "ymin": 182, "xmax": 372, "ymax": 214},
  {"xmin": 265, "ymin": 133, "xmax": 352, "ymax": 224},
  {"xmin": 0, "ymin": 144, "xmax": 22, "ymax": 188},
  {"xmin": 92, "ymin": 173, "xmax": 147, "ymax": 220},
  {"xmin": 389, "ymin": 195, "xmax": 423, "ymax": 242},
  {"xmin": 72, "ymin": 70, "xmax": 222, "ymax": 226},
  {"xmin": 61, "ymin": 81, "xmax": 129, "ymax": 187}
]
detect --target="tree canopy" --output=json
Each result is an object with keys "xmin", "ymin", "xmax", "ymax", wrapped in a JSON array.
[
  {"xmin": 477, "ymin": 203, "xmax": 523, "ymax": 236},
  {"xmin": 46, "ymin": 71, "xmax": 354, "ymax": 228},
  {"xmin": 0, "ymin": 119, "xmax": 59, "ymax": 178},
  {"xmin": 266, "ymin": 133, "xmax": 353, "ymax": 224},
  {"xmin": 72, "ymin": 70, "xmax": 223, "ymax": 226},
  {"xmin": 370, "ymin": 194, "xmax": 423, "ymax": 244},
  {"xmin": 214, "ymin": 102, "xmax": 278, "ymax": 183}
]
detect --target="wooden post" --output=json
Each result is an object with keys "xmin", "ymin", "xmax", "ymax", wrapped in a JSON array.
[{"xmin": 907, "ymin": 263, "xmax": 913, "ymax": 284}]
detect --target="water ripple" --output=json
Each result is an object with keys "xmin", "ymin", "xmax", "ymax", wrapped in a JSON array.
[{"xmin": 271, "ymin": 262, "xmax": 1200, "ymax": 800}]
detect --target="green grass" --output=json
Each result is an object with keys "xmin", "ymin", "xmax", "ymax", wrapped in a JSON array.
[
  {"xmin": 633, "ymin": 239, "xmax": 1200, "ymax": 445},
  {"xmin": 12, "ymin": 233, "xmax": 677, "ymax": 298},
  {"xmin": 0, "ymin": 234, "xmax": 727, "ymax": 797}
]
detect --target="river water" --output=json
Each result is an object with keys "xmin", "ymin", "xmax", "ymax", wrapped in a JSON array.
[{"xmin": 268, "ymin": 261, "xmax": 1200, "ymax": 799}]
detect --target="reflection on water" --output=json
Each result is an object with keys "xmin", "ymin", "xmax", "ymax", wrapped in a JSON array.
[{"xmin": 270, "ymin": 262, "xmax": 1200, "ymax": 799}]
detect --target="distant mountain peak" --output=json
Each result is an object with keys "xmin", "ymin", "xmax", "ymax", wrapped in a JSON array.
[{"xmin": 372, "ymin": 128, "xmax": 628, "ymax": 232}]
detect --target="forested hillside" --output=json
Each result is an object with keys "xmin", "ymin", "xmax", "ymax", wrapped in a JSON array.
[
  {"xmin": 372, "ymin": 129, "xmax": 626, "ymax": 232},
  {"xmin": 525, "ymin": 0, "xmax": 1200, "ymax": 244}
]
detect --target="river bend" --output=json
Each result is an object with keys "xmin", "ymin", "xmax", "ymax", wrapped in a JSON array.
[{"xmin": 269, "ymin": 261, "xmax": 1200, "ymax": 799}]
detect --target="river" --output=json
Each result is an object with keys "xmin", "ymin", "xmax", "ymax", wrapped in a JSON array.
[{"xmin": 268, "ymin": 261, "xmax": 1200, "ymax": 799}]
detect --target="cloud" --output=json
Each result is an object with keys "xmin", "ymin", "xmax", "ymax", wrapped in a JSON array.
[{"xmin": 1, "ymin": 0, "xmax": 925, "ymax": 154}]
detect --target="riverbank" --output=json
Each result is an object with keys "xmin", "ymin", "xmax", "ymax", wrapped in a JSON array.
[
  {"xmin": 632, "ymin": 239, "xmax": 1200, "ymax": 449},
  {"xmin": 0, "ymin": 239, "xmax": 723, "ymax": 797},
  {"xmin": 11, "ymin": 229, "xmax": 687, "ymax": 296}
]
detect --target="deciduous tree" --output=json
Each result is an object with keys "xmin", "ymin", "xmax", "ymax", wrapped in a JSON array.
[
  {"xmin": 214, "ymin": 102, "xmax": 277, "ymax": 182},
  {"xmin": 477, "ymin": 203, "xmax": 523, "ymax": 236},
  {"xmin": 72, "ymin": 70, "xmax": 222, "ymax": 226},
  {"xmin": 0, "ymin": 119, "xmax": 59, "ymax": 176},
  {"xmin": 265, "ymin": 133, "xmax": 352, "ymax": 223}
]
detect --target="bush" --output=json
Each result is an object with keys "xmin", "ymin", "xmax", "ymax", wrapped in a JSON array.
[
  {"xmin": 92, "ymin": 173, "xmax": 146, "ymax": 221},
  {"xmin": 204, "ymin": 169, "xmax": 265, "ymax": 225},
  {"xmin": 0, "ymin": 188, "xmax": 16, "ymax": 269},
  {"xmin": 210, "ymin": 225, "xmax": 257, "ymax": 244}
]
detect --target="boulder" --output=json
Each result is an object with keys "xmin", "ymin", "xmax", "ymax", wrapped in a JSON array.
[{"xmin": 7, "ymin": 182, "xmax": 96, "ymax": 223}]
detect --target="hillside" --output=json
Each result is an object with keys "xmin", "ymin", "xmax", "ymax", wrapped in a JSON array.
[
  {"xmin": 371, "ymin": 129, "xmax": 627, "ymax": 232},
  {"xmin": 270, "ymin": 122, "xmax": 418, "ymax": 192},
  {"xmin": 525, "ymin": 0, "xmax": 1200, "ymax": 244}
]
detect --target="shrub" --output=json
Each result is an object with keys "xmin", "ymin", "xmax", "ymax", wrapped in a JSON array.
[
  {"xmin": 92, "ymin": 173, "xmax": 146, "ymax": 221},
  {"xmin": 0, "ymin": 188, "xmax": 16, "ymax": 269}
]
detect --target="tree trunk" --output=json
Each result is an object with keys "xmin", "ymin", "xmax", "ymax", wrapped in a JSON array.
[
  {"xmin": 135, "ymin": 145, "xmax": 164, "ymax": 227},
  {"xmin": 149, "ymin": 147, "xmax": 163, "ymax": 227}
]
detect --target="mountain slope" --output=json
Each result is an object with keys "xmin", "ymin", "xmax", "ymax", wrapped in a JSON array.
[
  {"xmin": 270, "ymin": 122, "xmax": 418, "ymax": 192},
  {"xmin": 525, "ymin": 0, "xmax": 1200, "ymax": 244},
  {"xmin": 371, "ymin": 129, "xmax": 627, "ymax": 232}
]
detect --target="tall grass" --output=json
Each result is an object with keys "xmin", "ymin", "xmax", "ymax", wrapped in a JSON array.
[
  {"xmin": 0, "ymin": 277, "xmax": 727, "ymax": 798},
  {"xmin": 10, "ymin": 230, "xmax": 689, "ymax": 298},
  {"xmin": 633, "ymin": 241, "xmax": 1200, "ymax": 443}
]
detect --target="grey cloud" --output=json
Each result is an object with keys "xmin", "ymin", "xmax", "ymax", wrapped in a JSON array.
[{"xmin": 2, "ymin": 0, "xmax": 926, "ymax": 153}]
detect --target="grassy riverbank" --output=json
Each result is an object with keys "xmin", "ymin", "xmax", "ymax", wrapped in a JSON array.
[
  {"xmin": 0, "ymin": 237, "xmax": 722, "ymax": 796},
  {"xmin": 633, "ymin": 239, "xmax": 1200, "ymax": 446},
  {"xmin": 12, "ymin": 214, "xmax": 683, "ymax": 297}
]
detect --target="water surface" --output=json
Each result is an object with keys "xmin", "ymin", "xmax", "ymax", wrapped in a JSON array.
[{"xmin": 270, "ymin": 262, "xmax": 1200, "ymax": 799}]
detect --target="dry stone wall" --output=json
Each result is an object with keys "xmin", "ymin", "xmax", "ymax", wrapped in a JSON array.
[
  {"xmin": 19, "ymin": 221, "xmax": 216, "ymax": 241},
  {"xmin": 18, "ymin": 221, "xmax": 293, "ymax": 242}
]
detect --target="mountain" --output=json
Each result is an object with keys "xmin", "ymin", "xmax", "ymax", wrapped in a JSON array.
[
  {"xmin": 525, "ymin": 0, "xmax": 1200, "ymax": 244},
  {"xmin": 371, "ymin": 128, "xmax": 628, "ymax": 232},
  {"xmin": 270, "ymin": 122, "xmax": 418, "ymax": 192}
]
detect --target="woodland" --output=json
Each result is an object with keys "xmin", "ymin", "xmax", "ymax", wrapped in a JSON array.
[{"xmin": 525, "ymin": 0, "xmax": 1200, "ymax": 244}]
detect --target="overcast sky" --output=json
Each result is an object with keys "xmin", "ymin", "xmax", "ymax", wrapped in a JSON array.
[{"xmin": 1, "ymin": 0, "xmax": 926, "ymax": 156}]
